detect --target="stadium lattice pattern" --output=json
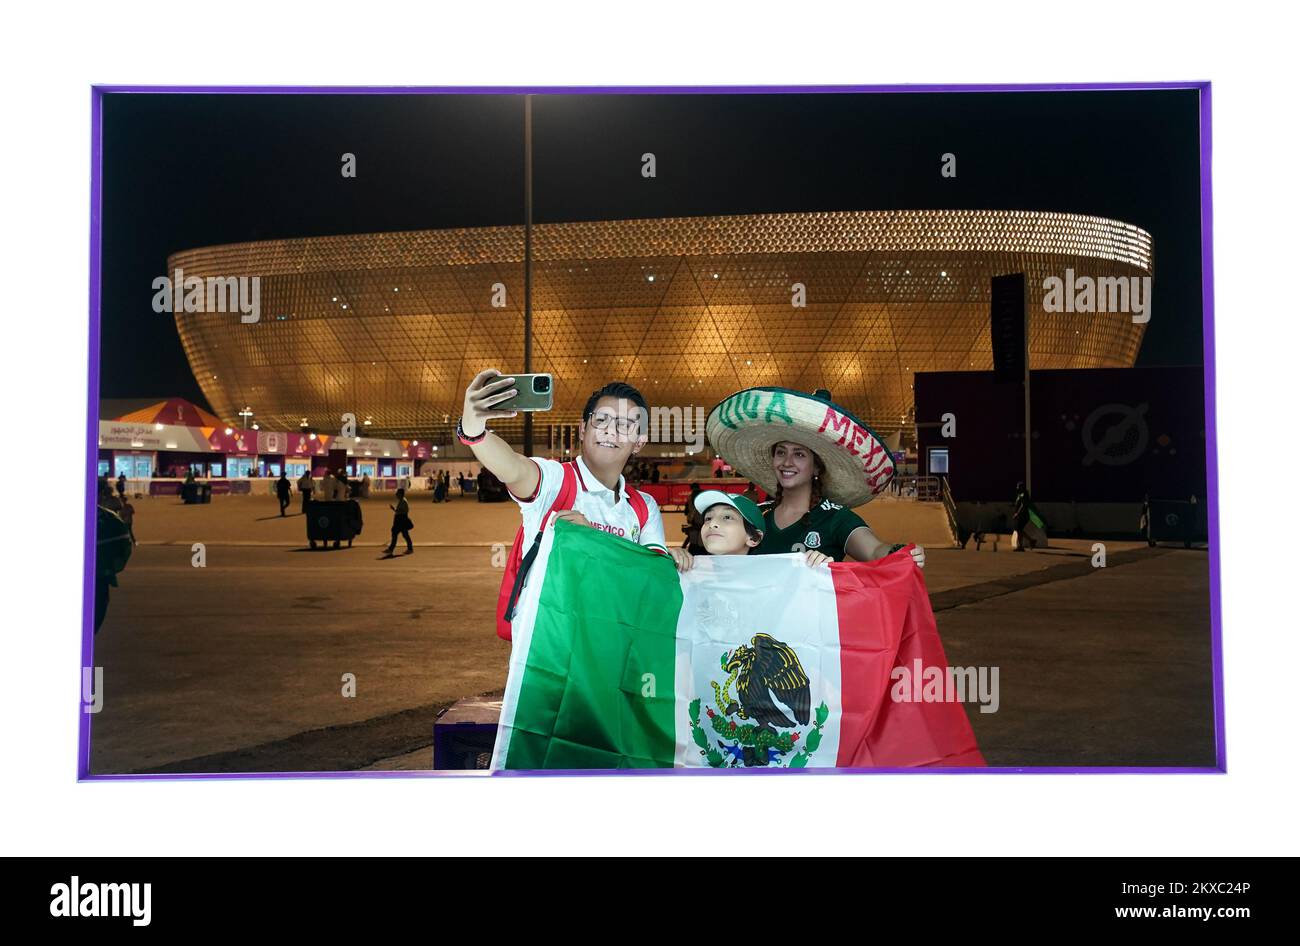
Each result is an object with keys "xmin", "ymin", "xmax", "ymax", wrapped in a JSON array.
[{"xmin": 169, "ymin": 210, "xmax": 1152, "ymax": 442}]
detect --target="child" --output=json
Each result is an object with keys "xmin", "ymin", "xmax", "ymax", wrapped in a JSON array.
[
  {"xmin": 384, "ymin": 488, "xmax": 414, "ymax": 557},
  {"xmin": 673, "ymin": 491, "xmax": 830, "ymax": 569},
  {"xmin": 698, "ymin": 491, "xmax": 764, "ymax": 556}
]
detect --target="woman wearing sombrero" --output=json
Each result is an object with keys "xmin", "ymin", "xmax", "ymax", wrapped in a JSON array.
[{"xmin": 704, "ymin": 387, "xmax": 925, "ymax": 568}]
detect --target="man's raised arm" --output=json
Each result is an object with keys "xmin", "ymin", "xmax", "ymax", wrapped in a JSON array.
[{"xmin": 458, "ymin": 369, "xmax": 540, "ymax": 500}]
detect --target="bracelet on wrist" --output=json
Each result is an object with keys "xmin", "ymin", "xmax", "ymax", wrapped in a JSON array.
[{"xmin": 456, "ymin": 419, "xmax": 487, "ymax": 445}]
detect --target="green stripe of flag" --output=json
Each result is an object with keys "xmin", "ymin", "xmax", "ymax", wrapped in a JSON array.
[{"xmin": 503, "ymin": 520, "xmax": 682, "ymax": 769}]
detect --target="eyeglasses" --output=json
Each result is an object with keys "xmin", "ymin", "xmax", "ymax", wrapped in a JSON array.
[{"xmin": 588, "ymin": 412, "xmax": 644, "ymax": 435}]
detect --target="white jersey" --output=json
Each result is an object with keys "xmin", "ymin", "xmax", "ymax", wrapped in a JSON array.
[{"xmin": 512, "ymin": 455, "xmax": 667, "ymax": 552}]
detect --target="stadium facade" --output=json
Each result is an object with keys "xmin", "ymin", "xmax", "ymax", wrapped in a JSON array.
[{"xmin": 169, "ymin": 210, "xmax": 1153, "ymax": 445}]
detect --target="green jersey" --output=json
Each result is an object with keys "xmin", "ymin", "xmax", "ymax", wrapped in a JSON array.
[{"xmin": 755, "ymin": 499, "xmax": 869, "ymax": 562}]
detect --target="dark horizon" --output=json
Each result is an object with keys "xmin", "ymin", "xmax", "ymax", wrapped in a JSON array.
[{"xmin": 99, "ymin": 88, "xmax": 1204, "ymax": 410}]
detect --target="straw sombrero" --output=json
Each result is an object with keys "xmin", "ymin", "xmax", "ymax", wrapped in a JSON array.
[{"xmin": 705, "ymin": 387, "xmax": 895, "ymax": 508}]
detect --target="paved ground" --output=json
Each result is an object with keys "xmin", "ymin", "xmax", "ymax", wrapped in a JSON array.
[
  {"xmin": 88, "ymin": 494, "xmax": 1216, "ymax": 773},
  {"xmin": 124, "ymin": 489, "xmax": 957, "ymax": 549}
]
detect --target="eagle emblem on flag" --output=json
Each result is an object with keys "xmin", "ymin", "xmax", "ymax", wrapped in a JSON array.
[{"xmin": 689, "ymin": 633, "xmax": 830, "ymax": 768}]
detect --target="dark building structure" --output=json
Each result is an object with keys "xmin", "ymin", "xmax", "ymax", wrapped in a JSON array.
[{"xmin": 915, "ymin": 366, "xmax": 1207, "ymax": 538}]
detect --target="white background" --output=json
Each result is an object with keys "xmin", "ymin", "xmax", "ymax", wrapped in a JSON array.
[{"xmin": 1, "ymin": 0, "xmax": 1295, "ymax": 856}]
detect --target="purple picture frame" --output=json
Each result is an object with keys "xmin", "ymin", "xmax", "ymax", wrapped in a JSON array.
[{"xmin": 80, "ymin": 81, "xmax": 1219, "ymax": 780}]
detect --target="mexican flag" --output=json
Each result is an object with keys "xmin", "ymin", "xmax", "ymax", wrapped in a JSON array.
[{"xmin": 492, "ymin": 519, "xmax": 984, "ymax": 770}]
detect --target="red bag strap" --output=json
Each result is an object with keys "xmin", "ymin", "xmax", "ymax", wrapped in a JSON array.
[
  {"xmin": 502, "ymin": 461, "xmax": 581, "ymax": 631},
  {"xmin": 538, "ymin": 461, "xmax": 578, "ymax": 531},
  {"xmin": 625, "ymin": 486, "xmax": 650, "ymax": 528}
]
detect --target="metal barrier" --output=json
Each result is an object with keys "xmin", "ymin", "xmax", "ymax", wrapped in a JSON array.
[
  {"xmin": 939, "ymin": 476, "xmax": 962, "ymax": 547},
  {"xmin": 108, "ymin": 477, "xmax": 279, "ymax": 498},
  {"xmin": 889, "ymin": 475, "xmax": 941, "ymax": 502}
]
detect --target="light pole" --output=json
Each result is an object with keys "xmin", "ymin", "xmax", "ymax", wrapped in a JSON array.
[
  {"xmin": 523, "ymin": 93, "xmax": 534, "ymax": 458},
  {"xmin": 237, "ymin": 407, "xmax": 255, "ymax": 476}
]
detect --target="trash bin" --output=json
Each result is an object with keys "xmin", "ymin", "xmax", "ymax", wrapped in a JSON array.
[
  {"xmin": 1147, "ymin": 499, "xmax": 1206, "ymax": 548},
  {"xmin": 433, "ymin": 697, "xmax": 501, "ymax": 770},
  {"xmin": 306, "ymin": 500, "xmax": 358, "ymax": 549},
  {"xmin": 345, "ymin": 499, "xmax": 363, "ymax": 543},
  {"xmin": 181, "ymin": 482, "xmax": 211, "ymax": 504},
  {"xmin": 477, "ymin": 470, "xmax": 508, "ymax": 503}
]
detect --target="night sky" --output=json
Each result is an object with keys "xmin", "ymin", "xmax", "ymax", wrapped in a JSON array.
[{"xmin": 98, "ymin": 89, "xmax": 1204, "ymax": 407}]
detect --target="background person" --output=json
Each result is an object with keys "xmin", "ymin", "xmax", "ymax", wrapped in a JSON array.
[
  {"xmin": 318, "ymin": 469, "xmax": 338, "ymax": 503},
  {"xmin": 681, "ymin": 482, "xmax": 706, "ymax": 554},
  {"xmin": 1012, "ymin": 481, "xmax": 1047, "ymax": 551},
  {"xmin": 99, "ymin": 481, "xmax": 123, "ymax": 513},
  {"xmin": 276, "ymin": 472, "xmax": 292, "ymax": 516},
  {"xmin": 384, "ymin": 488, "xmax": 414, "ymax": 556},
  {"xmin": 95, "ymin": 500, "xmax": 133, "ymax": 633},
  {"xmin": 297, "ymin": 468, "xmax": 314, "ymax": 513},
  {"xmin": 119, "ymin": 495, "xmax": 138, "ymax": 546}
]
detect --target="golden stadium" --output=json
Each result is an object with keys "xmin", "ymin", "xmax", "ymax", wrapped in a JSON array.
[{"xmin": 169, "ymin": 209, "xmax": 1153, "ymax": 442}]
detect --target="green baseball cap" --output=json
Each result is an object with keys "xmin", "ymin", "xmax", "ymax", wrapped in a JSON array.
[{"xmin": 695, "ymin": 490, "xmax": 765, "ymax": 534}]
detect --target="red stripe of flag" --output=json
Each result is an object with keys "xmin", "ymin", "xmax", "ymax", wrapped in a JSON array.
[{"xmin": 832, "ymin": 547, "xmax": 986, "ymax": 767}]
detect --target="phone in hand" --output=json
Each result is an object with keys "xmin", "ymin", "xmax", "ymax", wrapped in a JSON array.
[{"xmin": 504, "ymin": 373, "xmax": 554, "ymax": 412}]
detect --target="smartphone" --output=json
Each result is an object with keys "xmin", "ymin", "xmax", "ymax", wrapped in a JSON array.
[{"xmin": 503, "ymin": 373, "xmax": 553, "ymax": 412}]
